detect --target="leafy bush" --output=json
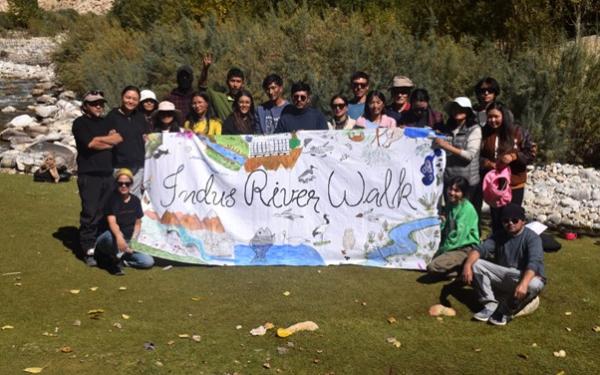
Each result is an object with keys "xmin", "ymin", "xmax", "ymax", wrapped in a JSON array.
[{"xmin": 54, "ymin": 3, "xmax": 600, "ymax": 166}]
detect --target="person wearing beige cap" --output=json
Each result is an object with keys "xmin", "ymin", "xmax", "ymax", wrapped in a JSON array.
[
  {"xmin": 386, "ymin": 75, "xmax": 414, "ymax": 125},
  {"xmin": 152, "ymin": 101, "xmax": 184, "ymax": 133},
  {"xmin": 94, "ymin": 168, "xmax": 154, "ymax": 275},
  {"xmin": 72, "ymin": 90, "xmax": 123, "ymax": 267}
]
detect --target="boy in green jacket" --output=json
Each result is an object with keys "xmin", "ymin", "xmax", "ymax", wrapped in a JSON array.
[{"xmin": 427, "ymin": 176, "xmax": 479, "ymax": 277}]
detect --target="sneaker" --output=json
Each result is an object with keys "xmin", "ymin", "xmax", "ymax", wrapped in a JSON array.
[
  {"xmin": 84, "ymin": 255, "xmax": 97, "ymax": 267},
  {"xmin": 514, "ymin": 296, "xmax": 540, "ymax": 318},
  {"xmin": 473, "ymin": 307, "xmax": 496, "ymax": 322},
  {"xmin": 489, "ymin": 311, "xmax": 509, "ymax": 326}
]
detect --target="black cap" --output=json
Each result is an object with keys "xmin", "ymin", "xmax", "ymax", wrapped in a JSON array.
[{"xmin": 501, "ymin": 203, "xmax": 525, "ymax": 220}]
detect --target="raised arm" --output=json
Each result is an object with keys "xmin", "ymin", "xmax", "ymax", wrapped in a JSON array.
[{"xmin": 198, "ymin": 53, "xmax": 212, "ymax": 90}]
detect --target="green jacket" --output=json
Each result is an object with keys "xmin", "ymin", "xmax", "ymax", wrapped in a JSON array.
[
  {"xmin": 207, "ymin": 87, "xmax": 234, "ymax": 122},
  {"xmin": 438, "ymin": 200, "xmax": 479, "ymax": 254}
]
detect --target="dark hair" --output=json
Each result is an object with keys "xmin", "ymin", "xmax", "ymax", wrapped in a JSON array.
[
  {"xmin": 351, "ymin": 71, "xmax": 369, "ymax": 83},
  {"xmin": 362, "ymin": 90, "xmax": 386, "ymax": 120},
  {"xmin": 231, "ymin": 90, "xmax": 256, "ymax": 134},
  {"xmin": 410, "ymin": 88, "xmax": 430, "ymax": 104},
  {"xmin": 227, "ymin": 68, "xmax": 245, "ymax": 81},
  {"xmin": 262, "ymin": 74, "xmax": 283, "ymax": 90},
  {"xmin": 484, "ymin": 101, "xmax": 515, "ymax": 153},
  {"xmin": 153, "ymin": 111, "xmax": 181, "ymax": 133},
  {"xmin": 121, "ymin": 85, "xmax": 140, "ymax": 98},
  {"xmin": 447, "ymin": 176, "xmax": 469, "ymax": 197},
  {"xmin": 291, "ymin": 81, "xmax": 311, "ymax": 95},
  {"xmin": 446, "ymin": 102, "xmax": 476, "ymax": 129},
  {"xmin": 475, "ymin": 77, "xmax": 500, "ymax": 96},
  {"xmin": 330, "ymin": 94, "xmax": 348, "ymax": 107}
]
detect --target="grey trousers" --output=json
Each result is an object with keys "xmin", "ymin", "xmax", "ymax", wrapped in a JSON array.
[
  {"xmin": 427, "ymin": 247, "xmax": 470, "ymax": 277},
  {"xmin": 472, "ymin": 259, "xmax": 545, "ymax": 313}
]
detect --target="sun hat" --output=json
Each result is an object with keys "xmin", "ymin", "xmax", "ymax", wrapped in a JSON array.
[
  {"xmin": 140, "ymin": 89, "xmax": 158, "ymax": 103},
  {"xmin": 389, "ymin": 75, "xmax": 415, "ymax": 89},
  {"xmin": 83, "ymin": 90, "xmax": 106, "ymax": 103},
  {"xmin": 444, "ymin": 96, "xmax": 476, "ymax": 116},
  {"xmin": 115, "ymin": 168, "xmax": 134, "ymax": 181},
  {"xmin": 157, "ymin": 101, "xmax": 176, "ymax": 111}
]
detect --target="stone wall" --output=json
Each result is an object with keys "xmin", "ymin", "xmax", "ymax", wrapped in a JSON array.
[{"xmin": 0, "ymin": 0, "xmax": 113, "ymax": 14}]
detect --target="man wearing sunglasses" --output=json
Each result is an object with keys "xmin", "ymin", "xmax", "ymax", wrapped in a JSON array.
[
  {"xmin": 72, "ymin": 90, "xmax": 123, "ymax": 267},
  {"xmin": 347, "ymin": 71, "xmax": 370, "ymax": 120},
  {"xmin": 462, "ymin": 203, "xmax": 545, "ymax": 325},
  {"xmin": 275, "ymin": 81, "xmax": 327, "ymax": 133},
  {"xmin": 385, "ymin": 75, "xmax": 414, "ymax": 125}
]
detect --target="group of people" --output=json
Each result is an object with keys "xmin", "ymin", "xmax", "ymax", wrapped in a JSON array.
[{"xmin": 72, "ymin": 61, "xmax": 545, "ymax": 325}]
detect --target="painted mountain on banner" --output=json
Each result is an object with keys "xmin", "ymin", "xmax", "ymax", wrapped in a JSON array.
[{"xmin": 156, "ymin": 210, "xmax": 225, "ymax": 233}]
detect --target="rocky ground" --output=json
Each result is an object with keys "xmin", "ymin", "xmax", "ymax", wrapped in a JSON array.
[{"xmin": 0, "ymin": 0, "xmax": 113, "ymax": 14}]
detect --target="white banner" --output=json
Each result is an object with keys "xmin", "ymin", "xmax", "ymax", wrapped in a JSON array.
[{"xmin": 134, "ymin": 128, "xmax": 445, "ymax": 269}]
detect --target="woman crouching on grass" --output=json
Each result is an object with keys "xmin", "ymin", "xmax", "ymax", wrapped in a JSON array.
[
  {"xmin": 95, "ymin": 168, "xmax": 154, "ymax": 275},
  {"xmin": 427, "ymin": 176, "xmax": 479, "ymax": 278}
]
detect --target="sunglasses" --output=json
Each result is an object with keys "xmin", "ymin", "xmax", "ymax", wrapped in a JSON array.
[
  {"xmin": 477, "ymin": 88, "xmax": 495, "ymax": 95},
  {"xmin": 118, "ymin": 181, "xmax": 132, "ymax": 187},
  {"xmin": 392, "ymin": 88, "xmax": 411, "ymax": 95},
  {"xmin": 352, "ymin": 82, "xmax": 367, "ymax": 89},
  {"xmin": 501, "ymin": 217, "xmax": 521, "ymax": 225},
  {"xmin": 87, "ymin": 90, "xmax": 104, "ymax": 96},
  {"xmin": 293, "ymin": 94, "xmax": 308, "ymax": 102},
  {"xmin": 86, "ymin": 100, "xmax": 105, "ymax": 107},
  {"xmin": 331, "ymin": 103, "xmax": 346, "ymax": 109}
]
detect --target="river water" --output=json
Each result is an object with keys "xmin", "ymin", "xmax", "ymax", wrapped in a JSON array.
[{"xmin": 0, "ymin": 78, "xmax": 37, "ymax": 152}]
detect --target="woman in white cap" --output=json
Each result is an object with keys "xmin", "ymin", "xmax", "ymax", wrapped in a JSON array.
[
  {"xmin": 152, "ymin": 101, "xmax": 183, "ymax": 133},
  {"xmin": 434, "ymin": 97, "xmax": 482, "ymax": 203},
  {"xmin": 138, "ymin": 89, "xmax": 158, "ymax": 133},
  {"xmin": 95, "ymin": 168, "xmax": 154, "ymax": 275}
]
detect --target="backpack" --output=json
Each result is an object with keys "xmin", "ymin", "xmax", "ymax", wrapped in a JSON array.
[{"xmin": 482, "ymin": 167, "xmax": 512, "ymax": 208}]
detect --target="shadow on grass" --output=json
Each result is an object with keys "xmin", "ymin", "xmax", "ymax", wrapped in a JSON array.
[
  {"xmin": 52, "ymin": 225, "xmax": 80, "ymax": 257},
  {"xmin": 416, "ymin": 274, "xmax": 481, "ymax": 312}
]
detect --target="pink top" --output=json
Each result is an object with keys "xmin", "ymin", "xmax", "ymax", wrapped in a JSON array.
[{"xmin": 356, "ymin": 114, "xmax": 396, "ymax": 129}]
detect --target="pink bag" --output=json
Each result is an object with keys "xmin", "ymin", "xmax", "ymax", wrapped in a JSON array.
[{"xmin": 483, "ymin": 167, "xmax": 512, "ymax": 208}]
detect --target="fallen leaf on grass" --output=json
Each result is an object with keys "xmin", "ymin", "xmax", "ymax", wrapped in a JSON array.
[
  {"xmin": 178, "ymin": 334, "xmax": 190, "ymax": 338},
  {"xmin": 191, "ymin": 296, "xmax": 202, "ymax": 301},
  {"xmin": 2, "ymin": 325, "xmax": 14, "ymax": 330},
  {"xmin": 121, "ymin": 314, "xmax": 130, "ymax": 320},
  {"xmin": 167, "ymin": 340, "xmax": 175, "ymax": 345},
  {"xmin": 386, "ymin": 337, "xmax": 401, "ymax": 348},
  {"xmin": 59, "ymin": 346, "xmax": 72, "ymax": 353},
  {"xmin": 250, "ymin": 325, "xmax": 267, "ymax": 336},
  {"xmin": 387, "ymin": 317, "xmax": 397, "ymax": 324},
  {"xmin": 191, "ymin": 335, "xmax": 201, "ymax": 342},
  {"xmin": 69, "ymin": 290, "xmax": 80, "ymax": 295},
  {"xmin": 155, "ymin": 361, "xmax": 164, "ymax": 367},
  {"xmin": 517, "ymin": 353, "xmax": 529, "ymax": 360},
  {"xmin": 276, "ymin": 321, "xmax": 319, "ymax": 338},
  {"xmin": 565, "ymin": 327, "xmax": 572, "ymax": 332},
  {"xmin": 89, "ymin": 287, "xmax": 98, "ymax": 292},
  {"xmin": 592, "ymin": 326, "xmax": 600, "ymax": 332},
  {"xmin": 532, "ymin": 343, "xmax": 538, "ymax": 348},
  {"xmin": 264, "ymin": 322, "xmax": 274, "ymax": 330},
  {"xmin": 42, "ymin": 332, "xmax": 57, "ymax": 337},
  {"xmin": 113, "ymin": 323, "xmax": 122, "ymax": 329},
  {"xmin": 72, "ymin": 320, "xmax": 81, "ymax": 327},
  {"xmin": 556, "ymin": 371, "xmax": 566, "ymax": 375},
  {"xmin": 564, "ymin": 311, "xmax": 572, "ymax": 316},
  {"xmin": 1, "ymin": 271, "xmax": 21, "ymax": 276},
  {"xmin": 474, "ymin": 348, "xmax": 482, "ymax": 352},
  {"xmin": 263, "ymin": 362, "xmax": 271, "ymax": 369},
  {"xmin": 553, "ymin": 350, "xmax": 566, "ymax": 358},
  {"xmin": 429, "ymin": 304, "xmax": 456, "ymax": 317},
  {"xmin": 14, "ymin": 282, "xmax": 22, "ymax": 286},
  {"xmin": 277, "ymin": 346, "xmax": 289, "ymax": 355},
  {"xmin": 118, "ymin": 286, "xmax": 127, "ymax": 291},
  {"xmin": 23, "ymin": 367, "xmax": 44, "ymax": 373},
  {"xmin": 87, "ymin": 309, "xmax": 104, "ymax": 314},
  {"xmin": 283, "ymin": 291, "xmax": 291, "ymax": 296},
  {"xmin": 313, "ymin": 358, "xmax": 320, "ymax": 364}
]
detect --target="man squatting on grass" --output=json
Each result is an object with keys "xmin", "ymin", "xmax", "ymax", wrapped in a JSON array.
[{"xmin": 462, "ymin": 203, "xmax": 546, "ymax": 326}]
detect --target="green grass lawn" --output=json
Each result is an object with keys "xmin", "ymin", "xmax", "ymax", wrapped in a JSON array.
[{"xmin": 1, "ymin": 174, "xmax": 599, "ymax": 374}]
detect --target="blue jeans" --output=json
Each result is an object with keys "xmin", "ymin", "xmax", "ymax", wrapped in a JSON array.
[{"xmin": 95, "ymin": 230, "xmax": 154, "ymax": 269}]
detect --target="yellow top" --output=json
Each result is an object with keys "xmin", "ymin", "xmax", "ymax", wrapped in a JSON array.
[{"xmin": 183, "ymin": 117, "xmax": 222, "ymax": 136}]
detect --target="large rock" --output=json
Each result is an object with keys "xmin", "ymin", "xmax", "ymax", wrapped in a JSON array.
[
  {"xmin": 24, "ymin": 140, "xmax": 76, "ymax": 171},
  {"xmin": 59, "ymin": 91, "xmax": 77, "ymax": 100},
  {"xmin": 8, "ymin": 114, "xmax": 36, "ymax": 128},
  {"xmin": 34, "ymin": 105, "xmax": 58, "ymax": 119},
  {"xmin": 0, "ymin": 150, "xmax": 19, "ymax": 168},
  {"xmin": 0, "ymin": 128, "xmax": 28, "ymax": 141},
  {"xmin": 1, "ymin": 105, "xmax": 16, "ymax": 113},
  {"xmin": 25, "ymin": 125, "xmax": 50, "ymax": 137},
  {"xmin": 36, "ymin": 94, "xmax": 57, "ymax": 105}
]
